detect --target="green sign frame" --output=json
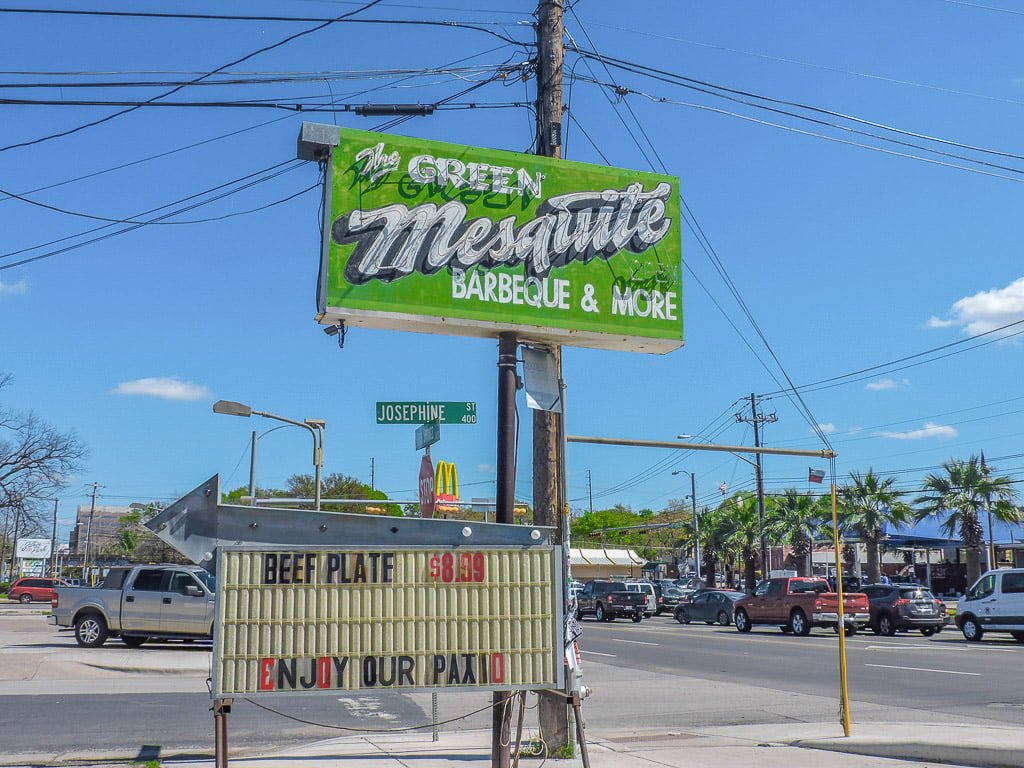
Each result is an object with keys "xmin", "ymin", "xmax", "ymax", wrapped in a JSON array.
[
  {"xmin": 377, "ymin": 401, "xmax": 477, "ymax": 425},
  {"xmin": 316, "ymin": 127, "xmax": 683, "ymax": 353}
]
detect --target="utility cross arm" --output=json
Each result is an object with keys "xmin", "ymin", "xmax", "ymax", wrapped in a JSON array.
[{"xmin": 566, "ymin": 435, "xmax": 836, "ymax": 460}]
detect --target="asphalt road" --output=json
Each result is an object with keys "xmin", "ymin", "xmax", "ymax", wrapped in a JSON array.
[
  {"xmin": 577, "ymin": 613, "xmax": 1024, "ymax": 725},
  {"xmin": 2, "ymin": 612, "xmax": 1022, "ymax": 762}
]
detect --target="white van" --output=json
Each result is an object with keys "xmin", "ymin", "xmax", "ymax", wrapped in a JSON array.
[
  {"xmin": 625, "ymin": 581, "xmax": 657, "ymax": 617},
  {"xmin": 956, "ymin": 568, "xmax": 1024, "ymax": 642}
]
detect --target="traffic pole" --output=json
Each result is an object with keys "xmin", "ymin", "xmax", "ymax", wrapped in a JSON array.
[{"xmin": 831, "ymin": 481, "xmax": 852, "ymax": 736}]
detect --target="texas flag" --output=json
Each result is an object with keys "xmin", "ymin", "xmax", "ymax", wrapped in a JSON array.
[{"xmin": 808, "ymin": 468, "xmax": 826, "ymax": 484}]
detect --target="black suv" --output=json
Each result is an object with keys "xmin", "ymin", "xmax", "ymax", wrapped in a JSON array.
[{"xmin": 862, "ymin": 584, "xmax": 947, "ymax": 636}]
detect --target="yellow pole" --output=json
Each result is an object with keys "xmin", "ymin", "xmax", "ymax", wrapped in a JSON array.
[{"xmin": 831, "ymin": 481, "xmax": 852, "ymax": 736}]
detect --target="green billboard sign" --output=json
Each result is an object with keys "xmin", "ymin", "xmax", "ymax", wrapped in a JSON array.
[{"xmin": 318, "ymin": 128, "xmax": 682, "ymax": 353}]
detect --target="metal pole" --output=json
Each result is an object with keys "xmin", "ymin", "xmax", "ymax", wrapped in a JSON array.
[
  {"xmin": 313, "ymin": 424, "xmax": 324, "ymax": 512},
  {"xmin": 371, "ymin": 457, "xmax": 375, "ymax": 491},
  {"xmin": 587, "ymin": 469, "xmax": 593, "ymax": 515},
  {"xmin": 248, "ymin": 431, "xmax": 257, "ymax": 506},
  {"xmin": 494, "ymin": 331, "xmax": 518, "ymax": 768},
  {"xmin": 751, "ymin": 394, "xmax": 769, "ymax": 577},
  {"xmin": 85, "ymin": 483, "xmax": 100, "ymax": 585},
  {"xmin": 830, "ymin": 482, "xmax": 852, "ymax": 736},
  {"xmin": 690, "ymin": 472, "xmax": 700, "ymax": 581},
  {"xmin": 432, "ymin": 692, "xmax": 439, "ymax": 742},
  {"xmin": 214, "ymin": 699, "xmax": 230, "ymax": 768},
  {"xmin": 50, "ymin": 499, "xmax": 58, "ymax": 577},
  {"xmin": 566, "ymin": 434, "xmax": 832, "ymax": 459}
]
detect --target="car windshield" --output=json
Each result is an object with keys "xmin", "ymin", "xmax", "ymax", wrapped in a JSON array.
[{"xmin": 663, "ymin": 588, "xmax": 683, "ymax": 597}]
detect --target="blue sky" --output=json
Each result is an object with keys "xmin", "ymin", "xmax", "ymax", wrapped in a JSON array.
[{"xmin": 1, "ymin": 1, "xmax": 1023, "ymax": 542}]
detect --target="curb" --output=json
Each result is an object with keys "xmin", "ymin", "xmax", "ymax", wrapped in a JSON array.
[{"xmin": 794, "ymin": 737, "xmax": 1023, "ymax": 768}]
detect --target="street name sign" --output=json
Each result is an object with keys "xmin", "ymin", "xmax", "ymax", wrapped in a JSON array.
[
  {"xmin": 307, "ymin": 126, "xmax": 683, "ymax": 354},
  {"xmin": 377, "ymin": 401, "xmax": 477, "ymax": 425},
  {"xmin": 415, "ymin": 420, "xmax": 440, "ymax": 450},
  {"xmin": 212, "ymin": 545, "xmax": 563, "ymax": 698}
]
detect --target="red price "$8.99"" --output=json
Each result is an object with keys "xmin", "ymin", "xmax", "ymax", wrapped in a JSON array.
[{"xmin": 429, "ymin": 552, "xmax": 486, "ymax": 583}]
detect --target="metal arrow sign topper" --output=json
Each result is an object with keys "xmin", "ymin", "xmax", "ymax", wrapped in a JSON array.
[{"xmin": 144, "ymin": 475, "xmax": 552, "ymax": 573}]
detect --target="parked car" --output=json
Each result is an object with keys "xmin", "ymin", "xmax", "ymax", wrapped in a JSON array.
[
  {"xmin": 675, "ymin": 589, "xmax": 745, "ymax": 625},
  {"xmin": 656, "ymin": 584, "xmax": 684, "ymax": 614},
  {"xmin": 575, "ymin": 580, "xmax": 647, "ymax": 623},
  {"xmin": 49, "ymin": 564, "xmax": 215, "ymax": 647},
  {"xmin": 9, "ymin": 577, "xmax": 69, "ymax": 604},
  {"xmin": 861, "ymin": 584, "xmax": 947, "ymax": 636},
  {"xmin": 625, "ymin": 581, "xmax": 657, "ymax": 617},
  {"xmin": 956, "ymin": 569, "xmax": 1024, "ymax": 643},
  {"xmin": 733, "ymin": 577, "xmax": 870, "ymax": 636}
]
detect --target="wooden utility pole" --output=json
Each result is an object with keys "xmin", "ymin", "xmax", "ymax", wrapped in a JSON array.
[{"xmin": 533, "ymin": 0, "xmax": 569, "ymax": 757}]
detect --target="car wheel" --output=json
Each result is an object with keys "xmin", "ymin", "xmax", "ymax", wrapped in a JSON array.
[
  {"xmin": 675, "ymin": 609, "xmax": 690, "ymax": 625},
  {"xmin": 920, "ymin": 627, "xmax": 937, "ymax": 637},
  {"xmin": 122, "ymin": 636, "xmax": 147, "ymax": 647},
  {"xmin": 1010, "ymin": 632, "xmax": 1024, "ymax": 643},
  {"xmin": 960, "ymin": 615, "xmax": 983, "ymax": 642},
  {"xmin": 790, "ymin": 609, "xmax": 811, "ymax": 636},
  {"xmin": 716, "ymin": 610, "xmax": 731, "ymax": 626},
  {"xmin": 18, "ymin": 593, "xmax": 32, "ymax": 604},
  {"xmin": 632, "ymin": 612, "xmax": 643, "ymax": 623},
  {"xmin": 734, "ymin": 609, "xmax": 751, "ymax": 633},
  {"xmin": 595, "ymin": 604, "xmax": 606, "ymax": 622},
  {"xmin": 878, "ymin": 613, "xmax": 896, "ymax": 637},
  {"xmin": 74, "ymin": 614, "xmax": 109, "ymax": 648}
]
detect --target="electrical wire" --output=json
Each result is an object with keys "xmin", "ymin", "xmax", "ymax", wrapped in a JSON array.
[
  {"xmin": 0, "ymin": 8, "xmax": 532, "ymax": 48},
  {"xmin": 0, "ymin": 0, "xmax": 388, "ymax": 154},
  {"xmin": 566, "ymin": 12, "xmax": 833, "ymax": 450},
  {"xmin": 0, "ymin": 163, "xmax": 310, "ymax": 271},
  {"xmin": 568, "ymin": 46, "xmax": 1024, "ymax": 165},
  {"xmin": 760, "ymin": 316, "xmax": 1024, "ymax": 397}
]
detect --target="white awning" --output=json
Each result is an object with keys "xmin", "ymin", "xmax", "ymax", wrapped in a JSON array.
[{"xmin": 569, "ymin": 548, "xmax": 644, "ymax": 567}]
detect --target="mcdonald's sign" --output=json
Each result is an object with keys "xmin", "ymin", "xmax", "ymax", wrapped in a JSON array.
[{"xmin": 434, "ymin": 461, "xmax": 460, "ymax": 515}]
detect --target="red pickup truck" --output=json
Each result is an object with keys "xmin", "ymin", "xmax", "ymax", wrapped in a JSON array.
[{"xmin": 733, "ymin": 577, "xmax": 870, "ymax": 636}]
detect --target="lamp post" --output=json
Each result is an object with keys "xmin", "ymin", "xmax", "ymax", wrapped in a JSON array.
[
  {"xmin": 672, "ymin": 469, "xmax": 700, "ymax": 581},
  {"xmin": 213, "ymin": 400, "xmax": 326, "ymax": 511}
]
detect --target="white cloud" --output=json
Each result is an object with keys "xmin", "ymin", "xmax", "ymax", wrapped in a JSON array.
[
  {"xmin": 866, "ymin": 377, "xmax": 910, "ymax": 391},
  {"xmin": 477, "ymin": 463, "xmax": 496, "ymax": 474},
  {"xmin": 877, "ymin": 422, "xmax": 958, "ymax": 440},
  {"xmin": 0, "ymin": 278, "xmax": 27, "ymax": 295},
  {"xmin": 928, "ymin": 277, "xmax": 1024, "ymax": 337},
  {"xmin": 112, "ymin": 377, "xmax": 211, "ymax": 402},
  {"xmin": 815, "ymin": 423, "xmax": 837, "ymax": 434}
]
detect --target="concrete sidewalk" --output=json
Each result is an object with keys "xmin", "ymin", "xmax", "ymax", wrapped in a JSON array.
[
  {"xmin": 157, "ymin": 722, "xmax": 1020, "ymax": 768},
  {"xmin": 6, "ymin": 722, "xmax": 1020, "ymax": 768}
]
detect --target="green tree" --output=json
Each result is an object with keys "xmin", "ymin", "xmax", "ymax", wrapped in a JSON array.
[
  {"xmin": 226, "ymin": 472, "xmax": 401, "ymax": 516},
  {"xmin": 915, "ymin": 456, "xmax": 1020, "ymax": 585},
  {"xmin": 839, "ymin": 470, "xmax": 912, "ymax": 584},
  {"xmin": 767, "ymin": 489, "xmax": 826, "ymax": 577}
]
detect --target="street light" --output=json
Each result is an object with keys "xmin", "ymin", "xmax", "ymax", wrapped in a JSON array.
[
  {"xmin": 212, "ymin": 400, "xmax": 326, "ymax": 511},
  {"xmin": 676, "ymin": 434, "xmax": 692, "ymax": 440},
  {"xmin": 671, "ymin": 470, "xmax": 701, "ymax": 581}
]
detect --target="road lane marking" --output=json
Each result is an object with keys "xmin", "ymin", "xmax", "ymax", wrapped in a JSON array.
[
  {"xmin": 865, "ymin": 663, "xmax": 980, "ymax": 676},
  {"xmin": 865, "ymin": 644, "xmax": 961, "ymax": 651},
  {"xmin": 612, "ymin": 638, "xmax": 659, "ymax": 646},
  {"xmin": 581, "ymin": 650, "xmax": 616, "ymax": 657}
]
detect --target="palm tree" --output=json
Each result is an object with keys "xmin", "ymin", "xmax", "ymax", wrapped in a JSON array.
[
  {"xmin": 720, "ymin": 492, "xmax": 762, "ymax": 591},
  {"xmin": 916, "ymin": 456, "xmax": 1020, "ymax": 585},
  {"xmin": 839, "ymin": 469, "xmax": 912, "ymax": 584},
  {"xmin": 767, "ymin": 489, "xmax": 826, "ymax": 577},
  {"xmin": 697, "ymin": 506, "xmax": 732, "ymax": 588}
]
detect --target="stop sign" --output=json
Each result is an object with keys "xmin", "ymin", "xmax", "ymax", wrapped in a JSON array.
[{"xmin": 418, "ymin": 454, "xmax": 435, "ymax": 518}]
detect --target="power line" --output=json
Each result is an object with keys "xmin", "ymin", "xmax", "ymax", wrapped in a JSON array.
[
  {"xmin": 568, "ymin": 46, "xmax": 1024, "ymax": 165},
  {"xmin": 0, "ymin": 8, "xmax": 532, "ymax": 47},
  {"xmin": 0, "ymin": 162, "xmax": 310, "ymax": 271},
  {"xmin": 0, "ymin": 0, "xmax": 387, "ymax": 154},
  {"xmin": 760, "ymin": 316, "xmax": 1024, "ymax": 397}
]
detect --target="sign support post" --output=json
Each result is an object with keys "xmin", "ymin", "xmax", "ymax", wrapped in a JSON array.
[
  {"xmin": 493, "ymin": 331, "xmax": 518, "ymax": 768},
  {"xmin": 214, "ymin": 698, "xmax": 231, "ymax": 768}
]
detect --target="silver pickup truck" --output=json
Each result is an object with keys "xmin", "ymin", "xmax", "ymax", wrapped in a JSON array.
[{"xmin": 49, "ymin": 564, "xmax": 215, "ymax": 648}]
